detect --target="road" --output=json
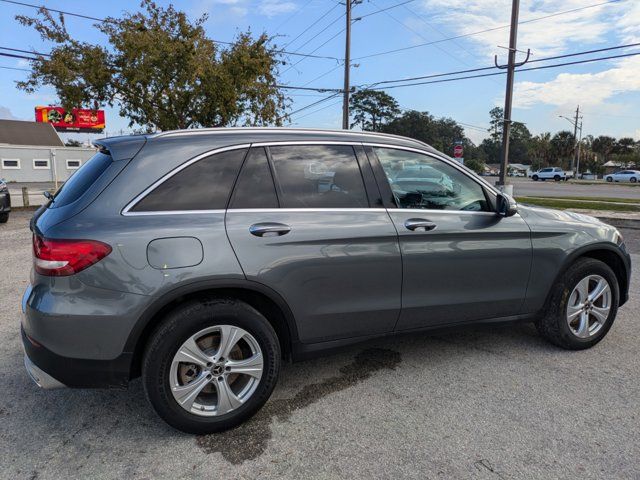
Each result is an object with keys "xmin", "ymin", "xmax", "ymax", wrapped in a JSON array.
[
  {"xmin": 1, "ymin": 210, "xmax": 638, "ymax": 479},
  {"xmin": 484, "ymin": 176, "xmax": 640, "ymax": 200}
]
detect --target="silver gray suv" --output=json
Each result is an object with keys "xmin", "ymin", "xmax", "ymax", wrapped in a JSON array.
[{"xmin": 22, "ymin": 128, "xmax": 631, "ymax": 433}]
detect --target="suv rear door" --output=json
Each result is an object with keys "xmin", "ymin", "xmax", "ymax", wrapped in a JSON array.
[
  {"xmin": 225, "ymin": 143, "xmax": 402, "ymax": 344},
  {"xmin": 366, "ymin": 145, "xmax": 532, "ymax": 331}
]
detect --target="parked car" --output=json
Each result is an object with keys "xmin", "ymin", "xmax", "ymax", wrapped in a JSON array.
[
  {"xmin": 604, "ymin": 170, "xmax": 640, "ymax": 183},
  {"xmin": 22, "ymin": 129, "xmax": 631, "ymax": 434},
  {"xmin": 0, "ymin": 179, "xmax": 10, "ymax": 223},
  {"xmin": 530, "ymin": 167, "xmax": 571, "ymax": 181}
]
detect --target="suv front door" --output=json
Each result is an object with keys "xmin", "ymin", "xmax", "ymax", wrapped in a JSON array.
[
  {"xmin": 367, "ymin": 146, "xmax": 532, "ymax": 331},
  {"xmin": 225, "ymin": 144, "xmax": 402, "ymax": 344}
]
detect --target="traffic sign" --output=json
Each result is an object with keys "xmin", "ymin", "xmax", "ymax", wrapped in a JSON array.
[{"xmin": 453, "ymin": 145, "xmax": 463, "ymax": 158}]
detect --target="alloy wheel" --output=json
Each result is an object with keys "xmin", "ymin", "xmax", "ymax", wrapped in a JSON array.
[
  {"xmin": 169, "ymin": 325, "xmax": 263, "ymax": 417},
  {"xmin": 566, "ymin": 275, "xmax": 611, "ymax": 339}
]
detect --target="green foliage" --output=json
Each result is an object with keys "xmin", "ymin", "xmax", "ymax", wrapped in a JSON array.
[
  {"xmin": 64, "ymin": 139, "xmax": 82, "ymax": 147},
  {"xmin": 349, "ymin": 89, "xmax": 400, "ymax": 131},
  {"xmin": 16, "ymin": 1, "xmax": 286, "ymax": 131}
]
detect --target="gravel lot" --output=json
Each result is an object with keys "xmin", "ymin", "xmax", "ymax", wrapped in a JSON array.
[{"xmin": 1, "ymin": 210, "xmax": 638, "ymax": 479}]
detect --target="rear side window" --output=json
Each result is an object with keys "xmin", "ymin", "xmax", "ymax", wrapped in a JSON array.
[
  {"xmin": 229, "ymin": 147, "xmax": 278, "ymax": 209},
  {"xmin": 268, "ymin": 145, "xmax": 368, "ymax": 208},
  {"xmin": 131, "ymin": 148, "xmax": 247, "ymax": 212},
  {"xmin": 52, "ymin": 152, "xmax": 112, "ymax": 207}
]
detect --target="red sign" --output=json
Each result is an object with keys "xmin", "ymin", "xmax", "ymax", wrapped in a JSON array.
[
  {"xmin": 35, "ymin": 106, "xmax": 105, "ymax": 133},
  {"xmin": 453, "ymin": 144, "xmax": 464, "ymax": 158}
]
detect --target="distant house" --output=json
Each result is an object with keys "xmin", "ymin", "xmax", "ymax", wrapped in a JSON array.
[
  {"xmin": 508, "ymin": 163, "xmax": 531, "ymax": 176},
  {"xmin": 602, "ymin": 160, "xmax": 635, "ymax": 175},
  {"xmin": 0, "ymin": 119, "xmax": 96, "ymax": 182}
]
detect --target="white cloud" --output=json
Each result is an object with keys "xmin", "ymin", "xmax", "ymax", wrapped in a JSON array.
[
  {"xmin": 514, "ymin": 56, "xmax": 640, "ymax": 108},
  {"xmin": 258, "ymin": 0, "xmax": 297, "ymax": 18}
]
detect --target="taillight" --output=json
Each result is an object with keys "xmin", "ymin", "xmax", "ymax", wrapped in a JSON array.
[{"xmin": 33, "ymin": 234, "xmax": 112, "ymax": 276}]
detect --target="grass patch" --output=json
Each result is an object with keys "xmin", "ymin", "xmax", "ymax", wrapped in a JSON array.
[{"xmin": 515, "ymin": 196, "xmax": 640, "ymax": 212}]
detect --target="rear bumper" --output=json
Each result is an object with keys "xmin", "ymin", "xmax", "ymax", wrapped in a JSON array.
[{"xmin": 22, "ymin": 326, "xmax": 132, "ymax": 388}]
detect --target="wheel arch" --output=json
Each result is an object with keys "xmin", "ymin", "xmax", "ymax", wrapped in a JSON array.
[
  {"xmin": 126, "ymin": 280, "xmax": 299, "ymax": 379},
  {"xmin": 544, "ymin": 243, "xmax": 630, "ymax": 312}
]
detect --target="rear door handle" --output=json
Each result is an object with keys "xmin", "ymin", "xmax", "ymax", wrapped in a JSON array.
[
  {"xmin": 249, "ymin": 222, "xmax": 291, "ymax": 237},
  {"xmin": 404, "ymin": 218, "xmax": 437, "ymax": 232}
]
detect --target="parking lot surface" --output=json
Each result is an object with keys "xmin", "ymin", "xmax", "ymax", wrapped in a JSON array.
[
  {"xmin": 486, "ymin": 176, "xmax": 640, "ymax": 200},
  {"xmin": 1, "ymin": 210, "xmax": 638, "ymax": 479}
]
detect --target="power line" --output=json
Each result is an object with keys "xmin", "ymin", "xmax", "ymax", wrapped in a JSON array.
[
  {"xmin": 367, "ymin": 42, "xmax": 640, "ymax": 87},
  {"xmin": 289, "ymin": 92, "xmax": 342, "ymax": 116},
  {"xmin": 291, "ymin": 98, "xmax": 343, "ymax": 121},
  {"xmin": 281, "ymin": 27, "xmax": 346, "ymax": 75},
  {"xmin": 0, "ymin": 64, "xmax": 31, "ymax": 71},
  {"xmin": 0, "ymin": 51, "xmax": 38, "ymax": 60},
  {"xmin": 353, "ymin": 0, "xmax": 625, "ymax": 60},
  {"xmin": 273, "ymin": 0, "xmax": 315, "ymax": 35},
  {"xmin": 356, "ymin": 0, "xmax": 416, "ymax": 20},
  {"xmin": 282, "ymin": 3, "xmax": 340, "ymax": 49},
  {"xmin": 0, "ymin": 46, "xmax": 50, "ymax": 57},
  {"xmin": 369, "ymin": 50, "xmax": 640, "ymax": 90},
  {"xmin": 302, "ymin": 64, "xmax": 344, "ymax": 87},
  {"xmin": 0, "ymin": 0, "xmax": 340, "ymax": 61}
]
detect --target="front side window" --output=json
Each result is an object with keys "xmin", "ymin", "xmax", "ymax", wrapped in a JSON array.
[
  {"xmin": 130, "ymin": 148, "xmax": 247, "ymax": 212},
  {"xmin": 374, "ymin": 147, "xmax": 489, "ymax": 212},
  {"xmin": 269, "ymin": 145, "xmax": 368, "ymax": 208}
]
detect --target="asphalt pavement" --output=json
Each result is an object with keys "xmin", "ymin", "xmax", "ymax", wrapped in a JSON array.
[
  {"xmin": 1, "ymin": 210, "xmax": 638, "ymax": 479},
  {"xmin": 487, "ymin": 176, "xmax": 640, "ymax": 200}
]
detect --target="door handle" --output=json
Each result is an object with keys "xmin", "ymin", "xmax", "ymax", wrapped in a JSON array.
[
  {"xmin": 404, "ymin": 218, "xmax": 437, "ymax": 232},
  {"xmin": 249, "ymin": 222, "xmax": 291, "ymax": 237}
]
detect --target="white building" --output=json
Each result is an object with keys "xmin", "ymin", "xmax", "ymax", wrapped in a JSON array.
[{"xmin": 0, "ymin": 119, "xmax": 96, "ymax": 183}]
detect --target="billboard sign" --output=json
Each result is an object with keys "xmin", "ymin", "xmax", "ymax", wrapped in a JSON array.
[{"xmin": 35, "ymin": 106, "xmax": 105, "ymax": 133}]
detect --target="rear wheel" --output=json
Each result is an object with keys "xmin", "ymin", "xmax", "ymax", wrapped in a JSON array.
[
  {"xmin": 536, "ymin": 258, "xmax": 619, "ymax": 350},
  {"xmin": 606, "ymin": 177, "xmax": 613, "ymax": 182},
  {"xmin": 0, "ymin": 212, "xmax": 8, "ymax": 223},
  {"xmin": 631, "ymin": 177, "xmax": 637, "ymax": 183},
  {"xmin": 142, "ymin": 298, "xmax": 280, "ymax": 434},
  {"xmin": 554, "ymin": 175, "xmax": 561, "ymax": 181}
]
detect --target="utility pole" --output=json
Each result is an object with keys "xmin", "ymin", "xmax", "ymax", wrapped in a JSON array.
[
  {"xmin": 342, "ymin": 0, "xmax": 351, "ymax": 130},
  {"xmin": 571, "ymin": 105, "xmax": 580, "ymax": 175},
  {"xmin": 497, "ymin": 0, "xmax": 523, "ymax": 190}
]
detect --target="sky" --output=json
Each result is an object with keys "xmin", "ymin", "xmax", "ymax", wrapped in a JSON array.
[{"xmin": 0, "ymin": 0, "xmax": 639, "ymax": 147}]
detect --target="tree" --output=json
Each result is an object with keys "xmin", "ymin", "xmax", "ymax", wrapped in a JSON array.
[
  {"xmin": 529, "ymin": 133, "xmax": 552, "ymax": 170},
  {"xmin": 16, "ymin": 1, "xmax": 286, "ymax": 131},
  {"xmin": 480, "ymin": 107, "xmax": 532, "ymax": 165},
  {"xmin": 550, "ymin": 131, "xmax": 576, "ymax": 169},
  {"xmin": 591, "ymin": 136, "xmax": 616, "ymax": 162},
  {"xmin": 64, "ymin": 139, "xmax": 82, "ymax": 147},
  {"xmin": 349, "ymin": 89, "xmax": 400, "ymax": 131}
]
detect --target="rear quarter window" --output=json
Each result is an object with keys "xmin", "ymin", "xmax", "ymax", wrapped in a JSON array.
[
  {"xmin": 129, "ymin": 148, "xmax": 247, "ymax": 212},
  {"xmin": 52, "ymin": 152, "xmax": 112, "ymax": 208}
]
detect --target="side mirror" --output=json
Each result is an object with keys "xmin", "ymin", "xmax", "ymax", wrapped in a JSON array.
[{"xmin": 496, "ymin": 193, "xmax": 518, "ymax": 217}]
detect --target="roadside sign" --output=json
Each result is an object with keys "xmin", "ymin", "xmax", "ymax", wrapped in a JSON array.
[{"xmin": 453, "ymin": 144, "xmax": 463, "ymax": 158}]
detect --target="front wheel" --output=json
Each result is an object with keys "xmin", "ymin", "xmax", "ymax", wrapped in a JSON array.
[
  {"xmin": 554, "ymin": 175, "xmax": 561, "ymax": 181},
  {"xmin": 0, "ymin": 212, "xmax": 8, "ymax": 224},
  {"xmin": 606, "ymin": 177, "xmax": 613, "ymax": 182},
  {"xmin": 631, "ymin": 177, "xmax": 637, "ymax": 183},
  {"xmin": 532, "ymin": 175, "xmax": 539, "ymax": 181},
  {"xmin": 536, "ymin": 258, "xmax": 619, "ymax": 350},
  {"xmin": 142, "ymin": 298, "xmax": 281, "ymax": 434}
]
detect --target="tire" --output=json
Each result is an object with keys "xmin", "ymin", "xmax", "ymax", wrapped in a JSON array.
[
  {"xmin": 142, "ymin": 298, "xmax": 281, "ymax": 434},
  {"xmin": 0, "ymin": 213, "xmax": 8, "ymax": 223},
  {"xmin": 554, "ymin": 175, "xmax": 561, "ymax": 181},
  {"xmin": 532, "ymin": 175, "xmax": 539, "ymax": 181},
  {"xmin": 606, "ymin": 177, "xmax": 613, "ymax": 182},
  {"xmin": 536, "ymin": 258, "xmax": 619, "ymax": 350},
  {"xmin": 631, "ymin": 177, "xmax": 637, "ymax": 183}
]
